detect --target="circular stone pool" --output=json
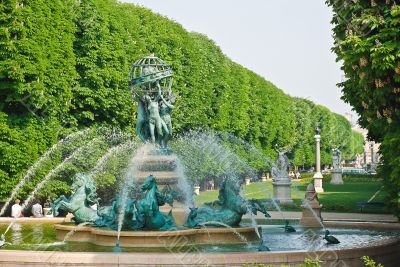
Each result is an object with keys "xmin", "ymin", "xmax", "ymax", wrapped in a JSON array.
[
  {"xmin": 0, "ymin": 223, "xmax": 399, "ymax": 253},
  {"xmin": 0, "ymin": 221, "xmax": 399, "ymax": 266}
]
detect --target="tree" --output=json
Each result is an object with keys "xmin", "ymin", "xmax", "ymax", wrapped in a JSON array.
[{"xmin": 327, "ymin": 0, "xmax": 400, "ymax": 217}]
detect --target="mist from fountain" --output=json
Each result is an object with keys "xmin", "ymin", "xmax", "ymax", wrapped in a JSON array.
[{"xmin": 170, "ymin": 129, "xmax": 278, "ymax": 243}]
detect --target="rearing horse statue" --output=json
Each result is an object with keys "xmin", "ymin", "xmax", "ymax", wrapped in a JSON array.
[
  {"xmin": 134, "ymin": 175, "xmax": 176, "ymax": 230},
  {"xmin": 186, "ymin": 176, "xmax": 270, "ymax": 228},
  {"xmin": 52, "ymin": 173, "xmax": 99, "ymax": 223}
]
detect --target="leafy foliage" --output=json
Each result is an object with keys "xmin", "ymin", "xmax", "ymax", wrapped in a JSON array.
[{"xmin": 327, "ymin": 0, "xmax": 400, "ymax": 218}]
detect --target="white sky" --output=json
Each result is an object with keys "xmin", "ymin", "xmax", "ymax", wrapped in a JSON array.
[{"xmin": 122, "ymin": 0, "xmax": 356, "ymax": 118}]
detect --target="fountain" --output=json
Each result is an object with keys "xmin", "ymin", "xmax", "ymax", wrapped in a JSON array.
[
  {"xmin": 51, "ymin": 55, "xmax": 266, "ymax": 248},
  {"xmin": 0, "ymin": 56, "xmax": 399, "ymax": 267}
]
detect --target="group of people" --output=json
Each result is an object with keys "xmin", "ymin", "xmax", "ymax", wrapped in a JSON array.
[
  {"xmin": 205, "ymin": 179, "xmax": 215, "ymax": 191},
  {"xmin": 289, "ymin": 171, "xmax": 302, "ymax": 179},
  {"xmin": 10, "ymin": 198, "xmax": 52, "ymax": 218}
]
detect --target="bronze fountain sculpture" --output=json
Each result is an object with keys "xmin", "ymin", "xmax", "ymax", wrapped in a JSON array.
[{"xmin": 52, "ymin": 55, "xmax": 270, "ymax": 249}]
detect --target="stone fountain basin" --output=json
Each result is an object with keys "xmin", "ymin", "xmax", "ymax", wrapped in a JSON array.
[
  {"xmin": 0, "ymin": 220, "xmax": 399, "ymax": 266},
  {"xmin": 54, "ymin": 224, "xmax": 260, "ymax": 247}
]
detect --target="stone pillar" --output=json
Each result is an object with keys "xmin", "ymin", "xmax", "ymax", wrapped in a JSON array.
[
  {"xmin": 363, "ymin": 150, "xmax": 367, "ymax": 166},
  {"xmin": 313, "ymin": 134, "xmax": 324, "ymax": 192},
  {"xmin": 370, "ymin": 143, "xmax": 374, "ymax": 164},
  {"xmin": 300, "ymin": 183, "xmax": 323, "ymax": 228}
]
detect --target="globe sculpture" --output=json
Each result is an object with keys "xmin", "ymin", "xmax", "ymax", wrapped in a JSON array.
[{"xmin": 129, "ymin": 55, "xmax": 176, "ymax": 148}]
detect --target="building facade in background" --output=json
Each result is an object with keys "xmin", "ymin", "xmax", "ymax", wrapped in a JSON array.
[{"xmin": 345, "ymin": 112, "xmax": 380, "ymax": 168}]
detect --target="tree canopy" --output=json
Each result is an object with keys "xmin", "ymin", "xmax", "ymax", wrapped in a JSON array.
[{"xmin": 326, "ymin": 0, "xmax": 399, "ymax": 218}]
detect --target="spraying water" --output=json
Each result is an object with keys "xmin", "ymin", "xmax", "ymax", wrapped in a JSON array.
[
  {"xmin": 0, "ymin": 129, "xmax": 92, "ymax": 216},
  {"xmin": 174, "ymin": 157, "xmax": 194, "ymax": 207},
  {"xmin": 116, "ymin": 143, "xmax": 154, "ymax": 241},
  {"xmin": 199, "ymin": 221, "xmax": 249, "ymax": 244},
  {"xmin": 89, "ymin": 140, "xmax": 138, "ymax": 179},
  {"xmin": 20, "ymin": 138, "xmax": 102, "ymax": 212}
]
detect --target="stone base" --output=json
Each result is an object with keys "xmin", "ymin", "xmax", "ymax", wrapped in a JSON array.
[
  {"xmin": 330, "ymin": 170, "xmax": 344, "ymax": 185},
  {"xmin": 2, "ymin": 235, "xmax": 400, "ymax": 267},
  {"xmin": 54, "ymin": 224, "xmax": 261, "ymax": 247},
  {"xmin": 135, "ymin": 152, "xmax": 189, "ymax": 226},
  {"xmin": 272, "ymin": 180, "xmax": 292, "ymax": 203},
  {"xmin": 159, "ymin": 205, "xmax": 188, "ymax": 226},
  {"xmin": 313, "ymin": 173, "xmax": 324, "ymax": 193}
]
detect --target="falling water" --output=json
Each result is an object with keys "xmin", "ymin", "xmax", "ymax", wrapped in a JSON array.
[
  {"xmin": 304, "ymin": 200, "xmax": 325, "ymax": 229},
  {"xmin": 245, "ymin": 203, "xmax": 261, "ymax": 238},
  {"xmin": 199, "ymin": 221, "xmax": 249, "ymax": 244},
  {"xmin": 175, "ymin": 156, "xmax": 194, "ymax": 207},
  {"xmin": 89, "ymin": 140, "xmax": 138, "ymax": 179},
  {"xmin": 0, "ymin": 129, "xmax": 92, "ymax": 216},
  {"xmin": 2, "ymin": 221, "xmax": 15, "ymax": 236},
  {"xmin": 62, "ymin": 222, "xmax": 91, "ymax": 242},
  {"xmin": 116, "ymin": 143, "xmax": 153, "ymax": 241},
  {"xmin": 20, "ymin": 138, "xmax": 102, "ymax": 212},
  {"xmin": 289, "ymin": 178, "xmax": 326, "ymax": 229}
]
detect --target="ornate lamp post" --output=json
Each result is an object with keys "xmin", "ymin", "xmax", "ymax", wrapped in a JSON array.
[{"xmin": 313, "ymin": 127, "xmax": 324, "ymax": 193}]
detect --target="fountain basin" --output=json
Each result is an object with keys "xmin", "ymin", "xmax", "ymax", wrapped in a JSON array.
[
  {"xmin": 1, "ymin": 220, "xmax": 399, "ymax": 266},
  {"xmin": 54, "ymin": 224, "xmax": 260, "ymax": 247},
  {"xmin": 0, "ymin": 235, "xmax": 398, "ymax": 267}
]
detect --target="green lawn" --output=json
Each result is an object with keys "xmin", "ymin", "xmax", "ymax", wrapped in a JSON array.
[{"xmin": 194, "ymin": 176, "xmax": 389, "ymax": 213}]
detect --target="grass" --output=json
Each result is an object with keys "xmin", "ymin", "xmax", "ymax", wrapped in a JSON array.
[{"xmin": 194, "ymin": 176, "xmax": 389, "ymax": 213}]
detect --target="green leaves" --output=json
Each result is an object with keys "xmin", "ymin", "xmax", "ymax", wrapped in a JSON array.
[
  {"xmin": 0, "ymin": 0, "xmax": 359, "ymax": 200},
  {"xmin": 327, "ymin": 0, "xmax": 400, "ymax": 218}
]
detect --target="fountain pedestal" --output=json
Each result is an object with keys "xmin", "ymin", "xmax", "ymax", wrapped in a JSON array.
[
  {"xmin": 300, "ymin": 183, "xmax": 323, "ymax": 228},
  {"xmin": 136, "ymin": 153, "xmax": 189, "ymax": 225},
  {"xmin": 54, "ymin": 224, "xmax": 261, "ymax": 247}
]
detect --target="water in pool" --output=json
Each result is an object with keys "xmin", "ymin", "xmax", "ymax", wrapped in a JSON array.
[{"xmin": 1, "ymin": 223, "xmax": 398, "ymax": 253}]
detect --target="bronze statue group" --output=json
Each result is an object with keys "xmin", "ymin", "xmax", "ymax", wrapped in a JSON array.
[{"xmin": 135, "ymin": 79, "xmax": 176, "ymax": 148}]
